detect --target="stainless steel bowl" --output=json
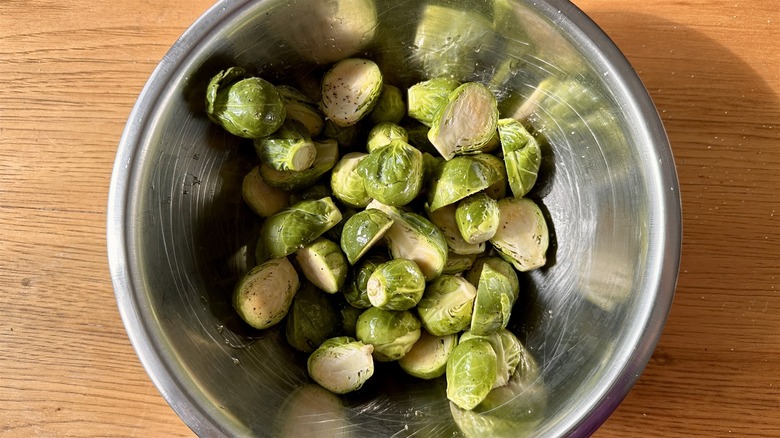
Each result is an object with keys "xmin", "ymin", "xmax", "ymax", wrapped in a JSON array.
[{"xmin": 107, "ymin": 0, "xmax": 681, "ymax": 436}]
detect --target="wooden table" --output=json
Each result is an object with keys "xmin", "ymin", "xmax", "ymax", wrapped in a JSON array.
[{"xmin": 1, "ymin": 0, "xmax": 777, "ymax": 436}]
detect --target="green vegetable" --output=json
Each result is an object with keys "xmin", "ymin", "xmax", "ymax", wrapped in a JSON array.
[
  {"xmin": 259, "ymin": 139, "xmax": 339, "ymax": 192},
  {"xmin": 366, "ymin": 259, "xmax": 426, "ymax": 311},
  {"xmin": 417, "ymin": 275, "xmax": 477, "ymax": 336},
  {"xmin": 366, "ymin": 122, "xmax": 408, "ymax": 153},
  {"xmin": 398, "ymin": 330, "xmax": 458, "ymax": 379},
  {"xmin": 307, "ymin": 336, "xmax": 375, "ymax": 394},
  {"xmin": 233, "ymin": 257, "xmax": 300, "ymax": 330},
  {"xmin": 343, "ymin": 251, "xmax": 389, "ymax": 309},
  {"xmin": 498, "ymin": 118, "xmax": 542, "ymax": 197},
  {"xmin": 257, "ymin": 197, "xmax": 342, "ymax": 261},
  {"xmin": 356, "ymin": 307, "xmax": 421, "ymax": 362},
  {"xmin": 276, "ymin": 85, "xmax": 325, "ymax": 137},
  {"xmin": 460, "ymin": 328, "xmax": 524, "ymax": 388},
  {"xmin": 407, "ymin": 77, "xmax": 461, "ymax": 127},
  {"xmin": 295, "ymin": 237, "xmax": 348, "ymax": 294},
  {"xmin": 357, "ymin": 140, "xmax": 424, "ymax": 207},
  {"xmin": 339, "ymin": 304, "xmax": 363, "ymax": 338},
  {"xmin": 442, "ymin": 251, "xmax": 478, "ymax": 275},
  {"xmin": 465, "ymin": 257, "xmax": 519, "ymax": 304},
  {"xmin": 472, "ymin": 153, "xmax": 508, "ymax": 199},
  {"xmin": 321, "ymin": 58, "xmax": 383, "ymax": 127},
  {"xmin": 428, "ymin": 82, "xmax": 499, "ymax": 160},
  {"xmin": 255, "ymin": 119, "xmax": 317, "ymax": 172},
  {"xmin": 205, "ymin": 66, "xmax": 285, "ymax": 139},
  {"xmin": 242, "ymin": 165, "xmax": 290, "ymax": 218},
  {"xmin": 426, "ymin": 203, "xmax": 485, "ymax": 255},
  {"xmin": 428, "ymin": 154, "xmax": 504, "ymax": 211},
  {"xmin": 369, "ymin": 84, "xmax": 406, "ymax": 125},
  {"xmin": 330, "ymin": 152, "xmax": 371, "ymax": 208},
  {"xmin": 470, "ymin": 264, "xmax": 514, "ymax": 336},
  {"xmin": 374, "ymin": 207, "xmax": 448, "ymax": 281},
  {"xmin": 446, "ymin": 338, "xmax": 497, "ymax": 410},
  {"xmin": 456, "ymin": 194, "xmax": 500, "ymax": 244},
  {"xmin": 490, "ymin": 197, "xmax": 549, "ymax": 271},
  {"xmin": 285, "ymin": 282, "xmax": 340, "ymax": 353},
  {"xmin": 339, "ymin": 209, "xmax": 394, "ymax": 265}
]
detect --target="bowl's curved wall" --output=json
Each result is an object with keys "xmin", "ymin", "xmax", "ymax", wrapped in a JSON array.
[{"xmin": 108, "ymin": 0, "xmax": 681, "ymax": 436}]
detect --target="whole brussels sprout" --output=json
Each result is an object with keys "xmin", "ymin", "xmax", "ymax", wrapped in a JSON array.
[
  {"xmin": 456, "ymin": 193, "xmax": 500, "ymax": 244},
  {"xmin": 321, "ymin": 58, "xmax": 383, "ymax": 127},
  {"xmin": 242, "ymin": 165, "xmax": 290, "ymax": 218},
  {"xmin": 257, "ymin": 197, "xmax": 342, "ymax": 261},
  {"xmin": 428, "ymin": 154, "xmax": 504, "ymax": 211},
  {"xmin": 407, "ymin": 77, "xmax": 461, "ymax": 127},
  {"xmin": 356, "ymin": 307, "xmax": 421, "ymax": 362},
  {"xmin": 260, "ymin": 139, "xmax": 339, "ymax": 192},
  {"xmin": 446, "ymin": 338, "xmax": 498, "ymax": 411},
  {"xmin": 276, "ymin": 85, "xmax": 325, "ymax": 137},
  {"xmin": 426, "ymin": 203, "xmax": 485, "ymax": 255},
  {"xmin": 205, "ymin": 67, "xmax": 285, "ymax": 139},
  {"xmin": 449, "ymin": 341, "xmax": 547, "ymax": 437},
  {"xmin": 285, "ymin": 282, "xmax": 340, "ymax": 353},
  {"xmin": 307, "ymin": 336, "xmax": 375, "ymax": 394},
  {"xmin": 357, "ymin": 140, "xmax": 424, "ymax": 207},
  {"xmin": 416, "ymin": 275, "xmax": 477, "ymax": 336},
  {"xmin": 369, "ymin": 84, "xmax": 406, "ymax": 125},
  {"xmin": 340, "ymin": 209, "xmax": 394, "ymax": 265},
  {"xmin": 428, "ymin": 82, "xmax": 499, "ymax": 160},
  {"xmin": 470, "ymin": 264, "xmax": 514, "ymax": 336},
  {"xmin": 366, "ymin": 122, "xmax": 408, "ymax": 153},
  {"xmin": 255, "ymin": 119, "xmax": 317, "ymax": 172},
  {"xmin": 233, "ymin": 257, "xmax": 299, "ymax": 330},
  {"xmin": 489, "ymin": 197, "xmax": 549, "ymax": 271},
  {"xmin": 460, "ymin": 328, "xmax": 524, "ymax": 388},
  {"xmin": 343, "ymin": 251, "xmax": 389, "ymax": 309},
  {"xmin": 498, "ymin": 118, "xmax": 542, "ymax": 198},
  {"xmin": 398, "ymin": 329, "xmax": 458, "ymax": 380},
  {"xmin": 330, "ymin": 152, "xmax": 371, "ymax": 208},
  {"xmin": 366, "ymin": 259, "xmax": 426, "ymax": 311},
  {"xmin": 295, "ymin": 237, "xmax": 349, "ymax": 294}
]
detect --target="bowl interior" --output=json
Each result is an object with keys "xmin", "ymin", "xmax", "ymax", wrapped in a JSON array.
[{"xmin": 109, "ymin": 0, "xmax": 680, "ymax": 436}]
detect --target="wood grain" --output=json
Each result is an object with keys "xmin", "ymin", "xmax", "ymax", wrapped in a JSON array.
[{"xmin": 0, "ymin": 0, "xmax": 778, "ymax": 436}]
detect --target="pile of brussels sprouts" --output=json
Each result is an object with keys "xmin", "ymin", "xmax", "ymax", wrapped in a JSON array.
[{"xmin": 206, "ymin": 57, "xmax": 549, "ymax": 411}]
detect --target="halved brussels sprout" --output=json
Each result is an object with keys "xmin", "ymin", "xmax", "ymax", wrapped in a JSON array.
[
  {"xmin": 321, "ymin": 58, "xmax": 383, "ymax": 127},
  {"xmin": 330, "ymin": 152, "xmax": 371, "ymax": 208},
  {"xmin": 369, "ymin": 84, "xmax": 406, "ymax": 125},
  {"xmin": 289, "ymin": 183, "xmax": 333, "ymax": 205},
  {"xmin": 426, "ymin": 203, "xmax": 485, "ymax": 255},
  {"xmin": 255, "ymin": 119, "xmax": 317, "ymax": 172},
  {"xmin": 242, "ymin": 165, "xmax": 290, "ymax": 218},
  {"xmin": 206, "ymin": 67, "xmax": 285, "ymax": 139},
  {"xmin": 428, "ymin": 154, "xmax": 504, "ymax": 211},
  {"xmin": 471, "ymin": 153, "xmax": 507, "ymax": 199},
  {"xmin": 277, "ymin": 85, "xmax": 325, "ymax": 137},
  {"xmin": 295, "ymin": 237, "xmax": 348, "ymax": 294},
  {"xmin": 285, "ymin": 282, "xmax": 340, "ymax": 353},
  {"xmin": 366, "ymin": 259, "xmax": 426, "ymax": 311},
  {"xmin": 498, "ymin": 118, "xmax": 542, "ymax": 197},
  {"xmin": 417, "ymin": 275, "xmax": 477, "ymax": 336},
  {"xmin": 490, "ymin": 197, "xmax": 549, "ymax": 271},
  {"xmin": 446, "ymin": 338, "xmax": 497, "ymax": 411},
  {"xmin": 257, "ymin": 197, "xmax": 342, "ymax": 261},
  {"xmin": 398, "ymin": 330, "xmax": 458, "ymax": 380},
  {"xmin": 470, "ymin": 264, "xmax": 514, "ymax": 336},
  {"xmin": 456, "ymin": 193, "xmax": 500, "ymax": 244},
  {"xmin": 442, "ymin": 251, "xmax": 478, "ymax": 275},
  {"xmin": 428, "ymin": 82, "xmax": 499, "ymax": 160},
  {"xmin": 449, "ymin": 341, "xmax": 547, "ymax": 437},
  {"xmin": 343, "ymin": 251, "xmax": 389, "ymax": 309},
  {"xmin": 407, "ymin": 77, "xmax": 461, "ymax": 127},
  {"xmin": 371, "ymin": 207, "xmax": 448, "ymax": 281},
  {"xmin": 233, "ymin": 257, "xmax": 299, "ymax": 330},
  {"xmin": 366, "ymin": 122, "xmax": 408, "ymax": 153},
  {"xmin": 260, "ymin": 139, "xmax": 339, "ymax": 192},
  {"xmin": 357, "ymin": 140, "xmax": 424, "ymax": 207},
  {"xmin": 339, "ymin": 209, "xmax": 394, "ymax": 265},
  {"xmin": 465, "ymin": 257, "xmax": 519, "ymax": 304},
  {"xmin": 356, "ymin": 307, "xmax": 421, "ymax": 362},
  {"xmin": 307, "ymin": 336, "xmax": 375, "ymax": 394},
  {"xmin": 405, "ymin": 122, "xmax": 438, "ymax": 155},
  {"xmin": 460, "ymin": 328, "xmax": 523, "ymax": 388}
]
